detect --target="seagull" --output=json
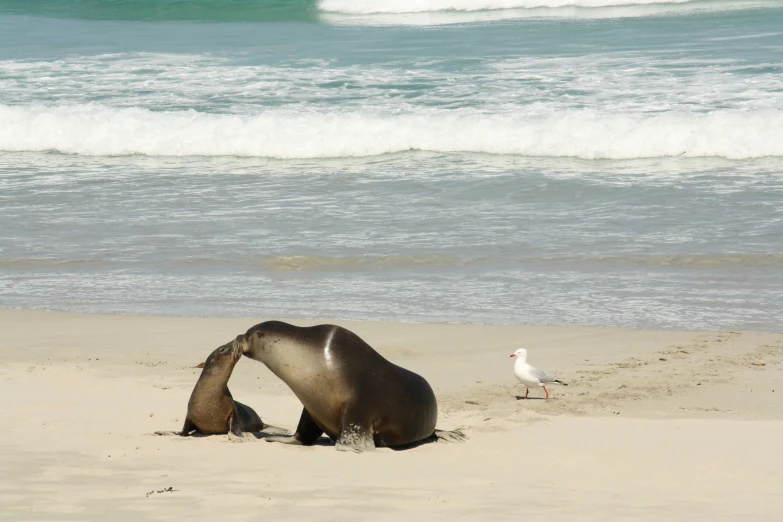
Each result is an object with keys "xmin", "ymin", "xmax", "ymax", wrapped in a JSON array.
[{"xmin": 509, "ymin": 348, "xmax": 567, "ymax": 400}]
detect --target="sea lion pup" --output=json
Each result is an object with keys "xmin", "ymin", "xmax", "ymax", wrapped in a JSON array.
[
  {"xmin": 158, "ymin": 341, "xmax": 283, "ymax": 440},
  {"xmin": 237, "ymin": 320, "xmax": 466, "ymax": 452}
]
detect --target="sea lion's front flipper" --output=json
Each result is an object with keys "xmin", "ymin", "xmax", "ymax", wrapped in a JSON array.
[
  {"xmin": 179, "ymin": 418, "xmax": 196, "ymax": 437},
  {"xmin": 265, "ymin": 408, "xmax": 322, "ymax": 446},
  {"xmin": 433, "ymin": 429, "xmax": 467, "ymax": 443},
  {"xmin": 335, "ymin": 405, "xmax": 375, "ymax": 453},
  {"xmin": 153, "ymin": 417, "xmax": 195, "ymax": 437}
]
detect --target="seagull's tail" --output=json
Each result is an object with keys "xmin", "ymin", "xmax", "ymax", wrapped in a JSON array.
[{"xmin": 553, "ymin": 379, "xmax": 568, "ymax": 386}]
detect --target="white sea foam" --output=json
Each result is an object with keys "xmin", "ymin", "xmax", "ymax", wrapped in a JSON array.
[
  {"xmin": 2, "ymin": 104, "xmax": 782, "ymax": 159},
  {"xmin": 4, "ymin": 53, "xmax": 781, "ymax": 115},
  {"xmin": 317, "ymin": 0, "xmax": 779, "ymax": 24},
  {"xmin": 319, "ymin": 0, "xmax": 695, "ymax": 14}
]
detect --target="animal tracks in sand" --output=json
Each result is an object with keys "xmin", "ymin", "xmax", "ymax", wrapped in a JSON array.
[{"xmin": 440, "ymin": 332, "xmax": 783, "ymax": 430}]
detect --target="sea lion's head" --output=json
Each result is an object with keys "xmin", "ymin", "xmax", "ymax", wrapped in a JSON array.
[
  {"xmin": 203, "ymin": 339, "xmax": 242, "ymax": 373},
  {"xmin": 239, "ymin": 321, "xmax": 294, "ymax": 363},
  {"xmin": 240, "ymin": 321, "xmax": 279, "ymax": 357}
]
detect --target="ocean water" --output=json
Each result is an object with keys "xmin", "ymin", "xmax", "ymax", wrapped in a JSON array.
[{"xmin": 1, "ymin": 0, "xmax": 782, "ymax": 331}]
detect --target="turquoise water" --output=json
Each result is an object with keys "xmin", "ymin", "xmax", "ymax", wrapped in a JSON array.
[
  {"xmin": 0, "ymin": 0, "xmax": 317, "ymax": 22},
  {"xmin": 1, "ymin": 1, "xmax": 782, "ymax": 330}
]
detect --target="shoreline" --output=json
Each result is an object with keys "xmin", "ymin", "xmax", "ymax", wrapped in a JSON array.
[
  {"xmin": 4, "ymin": 304, "xmax": 780, "ymax": 335},
  {"xmin": 2, "ymin": 309, "xmax": 782, "ymax": 519}
]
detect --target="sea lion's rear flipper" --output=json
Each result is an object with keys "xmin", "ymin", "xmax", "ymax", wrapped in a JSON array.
[
  {"xmin": 265, "ymin": 408, "xmax": 323, "ymax": 446},
  {"xmin": 264, "ymin": 434, "xmax": 302, "ymax": 444},
  {"xmin": 335, "ymin": 405, "xmax": 375, "ymax": 453},
  {"xmin": 433, "ymin": 429, "xmax": 467, "ymax": 443},
  {"xmin": 227, "ymin": 407, "xmax": 246, "ymax": 442},
  {"xmin": 261, "ymin": 425, "xmax": 290, "ymax": 435},
  {"xmin": 234, "ymin": 400, "xmax": 265, "ymax": 432}
]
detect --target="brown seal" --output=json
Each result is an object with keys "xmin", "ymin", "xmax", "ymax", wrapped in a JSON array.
[
  {"xmin": 174, "ymin": 341, "xmax": 267, "ymax": 439},
  {"xmin": 234, "ymin": 321, "xmax": 465, "ymax": 452}
]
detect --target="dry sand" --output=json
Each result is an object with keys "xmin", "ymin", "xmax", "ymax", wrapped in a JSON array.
[{"xmin": 1, "ymin": 309, "xmax": 782, "ymax": 520}]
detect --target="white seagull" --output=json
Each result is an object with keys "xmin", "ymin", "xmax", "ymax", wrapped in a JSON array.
[{"xmin": 509, "ymin": 348, "xmax": 567, "ymax": 400}]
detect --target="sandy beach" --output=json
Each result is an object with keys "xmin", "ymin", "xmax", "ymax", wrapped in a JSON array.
[
  {"xmin": 4, "ymin": 1, "xmax": 783, "ymax": 520},
  {"xmin": 1, "ymin": 308, "xmax": 781, "ymax": 520}
]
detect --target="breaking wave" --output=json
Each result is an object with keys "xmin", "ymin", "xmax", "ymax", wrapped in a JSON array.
[{"xmin": 2, "ymin": 104, "xmax": 782, "ymax": 160}]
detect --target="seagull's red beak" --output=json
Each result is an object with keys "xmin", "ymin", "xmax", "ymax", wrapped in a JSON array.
[{"xmin": 509, "ymin": 354, "xmax": 516, "ymax": 358}]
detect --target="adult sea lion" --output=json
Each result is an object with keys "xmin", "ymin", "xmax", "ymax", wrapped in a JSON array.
[
  {"xmin": 158, "ymin": 340, "xmax": 279, "ymax": 440},
  {"xmin": 231, "ymin": 320, "xmax": 465, "ymax": 452}
]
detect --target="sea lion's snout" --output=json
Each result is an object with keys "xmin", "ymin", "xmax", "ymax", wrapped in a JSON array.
[
  {"xmin": 236, "ymin": 334, "xmax": 249, "ymax": 355},
  {"xmin": 227, "ymin": 339, "xmax": 242, "ymax": 362}
]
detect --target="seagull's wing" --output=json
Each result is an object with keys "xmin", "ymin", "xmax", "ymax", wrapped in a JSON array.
[{"xmin": 530, "ymin": 366, "xmax": 555, "ymax": 384}]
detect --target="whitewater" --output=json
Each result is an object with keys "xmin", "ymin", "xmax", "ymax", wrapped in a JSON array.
[
  {"xmin": 1, "ymin": 1, "xmax": 782, "ymax": 331},
  {"xmin": 319, "ymin": 0, "xmax": 737, "ymax": 14},
  {"xmin": 3, "ymin": 105, "xmax": 782, "ymax": 159}
]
